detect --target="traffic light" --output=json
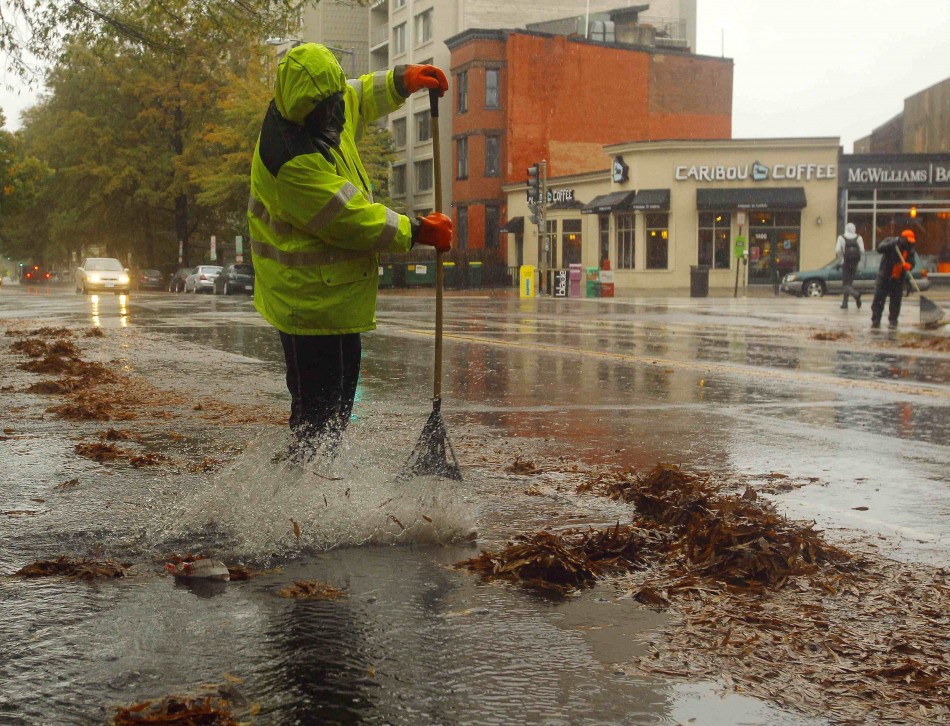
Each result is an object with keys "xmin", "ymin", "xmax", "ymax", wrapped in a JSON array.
[{"xmin": 527, "ymin": 163, "xmax": 541, "ymax": 205}]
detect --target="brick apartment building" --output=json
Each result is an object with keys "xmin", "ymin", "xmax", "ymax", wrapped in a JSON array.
[{"xmin": 445, "ymin": 27, "xmax": 733, "ymax": 261}]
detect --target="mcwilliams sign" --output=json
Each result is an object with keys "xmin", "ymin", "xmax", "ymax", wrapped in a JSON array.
[
  {"xmin": 842, "ymin": 161, "xmax": 950, "ymax": 187},
  {"xmin": 675, "ymin": 161, "xmax": 836, "ymax": 183}
]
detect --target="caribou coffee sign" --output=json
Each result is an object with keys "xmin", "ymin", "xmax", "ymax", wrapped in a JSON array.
[{"xmin": 675, "ymin": 160, "xmax": 837, "ymax": 182}]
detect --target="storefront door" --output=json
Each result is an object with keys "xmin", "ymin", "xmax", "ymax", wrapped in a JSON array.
[{"xmin": 748, "ymin": 212, "xmax": 801, "ymax": 284}]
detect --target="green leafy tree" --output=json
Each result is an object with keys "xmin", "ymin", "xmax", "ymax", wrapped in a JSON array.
[{"xmin": 0, "ymin": 111, "xmax": 52, "ymax": 261}]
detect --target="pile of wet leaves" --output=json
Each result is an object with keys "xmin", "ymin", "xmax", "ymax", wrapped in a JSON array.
[
  {"xmin": 276, "ymin": 580, "xmax": 346, "ymax": 600},
  {"xmin": 463, "ymin": 460, "xmax": 948, "ymax": 723},
  {"xmin": 112, "ymin": 678, "xmax": 257, "ymax": 726},
  {"xmin": 811, "ymin": 331, "xmax": 851, "ymax": 342},
  {"xmin": 14, "ymin": 556, "xmax": 128, "ymax": 580},
  {"xmin": 899, "ymin": 333, "xmax": 950, "ymax": 353}
]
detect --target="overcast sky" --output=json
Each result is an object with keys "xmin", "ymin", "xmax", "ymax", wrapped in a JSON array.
[
  {"xmin": 2, "ymin": 0, "xmax": 949, "ymax": 153},
  {"xmin": 695, "ymin": 0, "xmax": 950, "ymax": 152}
]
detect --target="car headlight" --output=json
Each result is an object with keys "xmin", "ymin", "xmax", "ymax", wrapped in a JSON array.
[
  {"xmin": 119, "ymin": 274, "xmax": 130, "ymax": 284},
  {"xmin": 88, "ymin": 274, "xmax": 101, "ymax": 283},
  {"xmin": 785, "ymin": 274, "xmax": 797, "ymax": 282}
]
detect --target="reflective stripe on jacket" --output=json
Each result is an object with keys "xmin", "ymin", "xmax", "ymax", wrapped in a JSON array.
[{"xmin": 249, "ymin": 45, "xmax": 412, "ymax": 335}]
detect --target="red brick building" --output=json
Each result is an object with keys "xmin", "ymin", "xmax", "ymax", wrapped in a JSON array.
[{"xmin": 445, "ymin": 28, "xmax": 733, "ymax": 258}]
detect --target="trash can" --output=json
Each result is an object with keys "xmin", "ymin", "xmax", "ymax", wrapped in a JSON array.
[
  {"xmin": 690, "ymin": 265, "xmax": 710, "ymax": 297},
  {"xmin": 378, "ymin": 263, "xmax": 395, "ymax": 288},
  {"xmin": 585, "ymin": 266, "xmax": 600, "ymax": 298},
  {"xmin": 569, "ymin": 264, "xmax": 583, "ymax": 298},
  {"xmin": 406, "ymin": 261, "xmax": 436, "ymax": 286},
  {"xmin": 468, "ymin": 261, "xmax": 483, "ymax": 288},
  {"xmin": 443, "ymin": 261, "xmax": 462, "ymax": 289}
]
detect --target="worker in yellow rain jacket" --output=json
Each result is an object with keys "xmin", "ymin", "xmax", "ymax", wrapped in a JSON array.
[{"xmin": 249, "ymin": 44, "xmax": 451, "ymax": 462}]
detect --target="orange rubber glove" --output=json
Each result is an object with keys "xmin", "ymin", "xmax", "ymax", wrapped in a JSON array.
[
  {"xmin": 403, "ymin": 65, "xmax": 448, "ymax": 96},
  {"xmin": 902, "ymin": 262, "xmax": 912, "ymax": 271},
  {"xmin": 414, "ymin": 212, "xmax": 452, "ymax": 252}
]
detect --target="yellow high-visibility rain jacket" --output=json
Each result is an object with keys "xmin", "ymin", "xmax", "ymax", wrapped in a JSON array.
[{"xmin": 249, "ymin": 44, "xmax": 413, "ymax": 335}]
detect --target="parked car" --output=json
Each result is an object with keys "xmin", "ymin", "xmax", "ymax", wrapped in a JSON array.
[
  {"xmin": 74, "ymin": 257, "xmax": 131, "ymax": 294},
  {"xmin": 133, "ymin": 268, "xmax": 163, "ymax": 291},
  {"xmin": 213, "ymin": 263, "xmax": 255, "ymax": 295},
  {"xmin": 168, "ymin": 267, "xmax": 193, "ymax": 292},
  {"xmin": 184, "ymin": 265, "xmax": 222, "ymax": 293},
  {"xmin": 780, "ymin": 244, "xmax": 932, "ymax": 298}
]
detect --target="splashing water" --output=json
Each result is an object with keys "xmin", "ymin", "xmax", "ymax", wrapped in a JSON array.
[{"xmin": 156, "ymin": 426, "xmax": 477, "ymax": 561}]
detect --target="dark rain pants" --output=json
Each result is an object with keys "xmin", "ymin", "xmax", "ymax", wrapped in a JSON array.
[
  {"xmin": 870, "ymin": 279, "xmax": 904, "ymax": 325},
  {"xmin": 841, "ymin": 261, "xmax": 860, "ymax": 307},
  {"xmin": 279, "ymin": 331, "xmax": 361, "ymax": 447}
]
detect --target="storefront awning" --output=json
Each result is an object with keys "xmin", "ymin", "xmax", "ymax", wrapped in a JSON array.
[
  {"xmin": 500, "ymin": 216, "xmax": 524, "ymax": 234},
  {"xmin": 581, "ymin": 190, "xmax": 636, "ymax": 214},
  {"xmin": 629, "ymin": 188, "xmax": 670, "ymax": 210},
  {"xmin": 696, "ymin": 187, "xmax": 807, "ymax": 210}
]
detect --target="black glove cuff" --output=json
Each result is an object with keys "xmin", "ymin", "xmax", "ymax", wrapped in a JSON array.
[
  {"xmin": 393, "ymin": 65, "xmax": 409, "ymax": 98},
  {"xmin": 410, "ymin": 216, "xmax": 421, "ymax": 246}
]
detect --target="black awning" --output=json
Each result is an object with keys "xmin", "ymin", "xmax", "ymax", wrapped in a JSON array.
[
  {"xmin": 696, "ymin": 187, "xmax": 807, "ymax": 211},
  {"xmin": 630, "ymin": 188, "xmax": 670, "ymax": 210},
  {"xmin": 581, "ymin": 190, "xmax": 636, "ymax": 214},
  {"xmin": 500, "ymin": 216, "xmax": 524, "ymax": 234}
]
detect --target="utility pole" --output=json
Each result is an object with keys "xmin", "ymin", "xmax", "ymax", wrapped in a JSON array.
[{"xmin": 540, "ymin": 160, "xmax": 548, "ymax": 294}]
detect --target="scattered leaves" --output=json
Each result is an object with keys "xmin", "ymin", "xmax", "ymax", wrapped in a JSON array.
[
  {"xmin": 15, "ymin": 556, "xmax": 127, "ymax": 580},
  {"xmin": 505, "ymin": 456, "xmax": 541, "ymax": 475},
  {"xmin": 276, "ymin": 580, "xmax": 346, "ymax": 600}
]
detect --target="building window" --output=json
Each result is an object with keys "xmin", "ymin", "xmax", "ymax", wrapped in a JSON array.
[
  {"xmin": 414, "ymin": 159, "xmax": 432, "ymax": 192},
  {"xmin": 485, "ymin": 68, "xmax": 499, "ymax": 109},
  {"xmin": 645, "ymin": 212, "xmax": 669, "ymax": 269},
  {"xmin": 415, "ymin": 110, "xmax": 431, "ymax": 143},
  {"xmin": 391, "ymin": 118, "xmax": 406, "ymax": 149},
  {"xmin": 414, "ymin": 8, "xmax": 432, "ymax": 45},
  {"xmin": 544, "ymin": 219, "xmax": 557, "ymax": 269},
  {"xmin": 391, "ymin": 165, "xmax": 406, "ymax": 197},
  {"xmin": 456, "ymin": 137, "xmax": 468, "ymax": 179},
  {"xmin": 617, "ymin": 213, "xmax": 635, "ymax": 269},
  {"xmin": 485, "ymin": 205, "xmax": 500, "ymax": 249},
  {"xmin": 484, "ymin": 136, "xmax": 500, "ymax": 177},
  {"xmin": 393, "ymin": 0, "xmax": 405, "ymax": 8},
  {"xmin": 698, "ymin": 212, "xmax": 731, "ymax": 269},
  {"xmin": 562, "ymin": 219, "xmax": 582, "ymax": 266},
  {"xmin": 457, "ymin": 206, "xmax": 468, "ymax": 250},
  {"xmin": 598, "ymin": 215, "xmax": 610, "ymax": 267},
  {"xmin": 393, "ymin": 23, "xmax": 406, "ymax": 56},
  {"xmin": 457, "ymin": 71, "xmax": 468, "ymax": 114}
]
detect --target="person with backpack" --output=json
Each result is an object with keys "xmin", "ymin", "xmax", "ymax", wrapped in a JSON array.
[
  {"xmin": 870, "ymin": 230, "xmax": 919, "ymax": 329},
  {"xmin": 835, "ymin": 222, "xmax": 865, "ymax": 309}
]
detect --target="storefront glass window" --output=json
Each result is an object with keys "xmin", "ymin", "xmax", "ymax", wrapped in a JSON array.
[
  {"xmin": 845, "ymin": 187, "xmax": 950, "ymax": 255},
  {"xmin": 617, "ymin": 213, "xmax": 635, "ymax": 269},
  {"xmin": 598, "ymin": 215, "xmax": 610, "ymax": 267},
  {"xmin": 645, "ymin": 213, "xmax": 669, "ymax": 270},
  {"xmin": 562, "ymin": 219, "xmax": 582, "ymax": 266},
  {"xmin": 698, "ymin": 212, "xmax": 731, "ymax": 269},
  {"xmin": 545, "ymin": 219, "xmax": 557, "ymax": 270}
]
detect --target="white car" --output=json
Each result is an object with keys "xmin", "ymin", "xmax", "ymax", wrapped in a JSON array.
[
  {"xmin": 184, "ymin": 265, "xmax": 222, "ymax": 293},
  {"xmin": 75, "ymin": 257, "xmax": 131, "ymax": 294}
]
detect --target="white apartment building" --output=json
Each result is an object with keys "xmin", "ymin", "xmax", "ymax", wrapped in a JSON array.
[
  {"xmin": 301, "ymin": 0, "xmax": 696, "ymax": 215},
  {"xmin": 297, "ymin": 0, "xmax": 370, "ymax": 76}
]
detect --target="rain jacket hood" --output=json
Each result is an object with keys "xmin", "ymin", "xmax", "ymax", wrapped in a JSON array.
[
  {"xmin": 844, "ymin": 222, "xmax": 858, "ymax": 240},
  {"xmin": 274, "ymin": 44, "xmax": 346, "ymax": 126}
]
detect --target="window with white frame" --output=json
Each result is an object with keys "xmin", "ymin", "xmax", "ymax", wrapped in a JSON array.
[
  {"xmin": 485, "ymin": 68, "xmax": 499, "ymax": 109},
  {"xmin": 391, "ymin": 165, "xmax": 406, "ymax": 197},
  {"xmin": 391, "ymin": 118, "xmax": 406, "ymax": 149},
  {"xmin": 456, "ymin": 137, "xmax": 468, "ymax": 179},
  {"xmin": 414, "ymin": 8, "xmax": 432, "ymax": 45},
  {"xmin": 414, "ymin": 109, "xmax": 431, "ymax": 143},
  {"xmin": 393, "ymin": 23, "xmax": 406, "ymax": 56},
  {"xmin": 598, "ymin": 215, "xmax": 610, "ymax": 266},
  {"xmin": 698, "ymin": 212, "xmax": 731, "ymax": 269},
  {"xmin": 617, "ymin": 213, "xmax": 635, "ymax": 269},
  {"xmin": 645, "ymin": 213, "xmax": 669, "ymax": 269},
  {"xmin": 484, "ymin": 135, "xmax": 500, "ymax": 177},
  {"xmin": 457, "ymin": 70, "xmax": 468, "ymax": 113},
  {"xmin": 414, "ymin": 159, "xmax": 432, "ymax": 192}
]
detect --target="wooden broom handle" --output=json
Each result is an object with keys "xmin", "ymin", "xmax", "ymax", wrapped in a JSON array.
[{"xmin": 429, "ymin": 89, "xmax": 444, "ymax": 402}]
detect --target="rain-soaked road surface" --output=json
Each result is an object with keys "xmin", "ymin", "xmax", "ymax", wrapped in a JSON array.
[{"xmin": 1, "ymin": 284, "xmax": 947, "ymax": 725}]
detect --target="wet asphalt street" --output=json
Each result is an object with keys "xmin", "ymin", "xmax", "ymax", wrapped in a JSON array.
[{"xmin": 0, "ymin": 283, "xmax": 947, "ymax": 725}]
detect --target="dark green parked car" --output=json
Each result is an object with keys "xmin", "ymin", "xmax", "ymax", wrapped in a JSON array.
[{"xmin": 780, "ymin": 246, "xmax": 934, "ymax": 298}]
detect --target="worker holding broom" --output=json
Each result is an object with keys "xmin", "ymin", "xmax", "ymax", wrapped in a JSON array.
[
  {"xmin": 870, "ymin": 229, "xmax": 918, "ymax": 329},
  {"xmin": 248, "ymin": 44, "xmax": 451, "ymax": 463}
]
